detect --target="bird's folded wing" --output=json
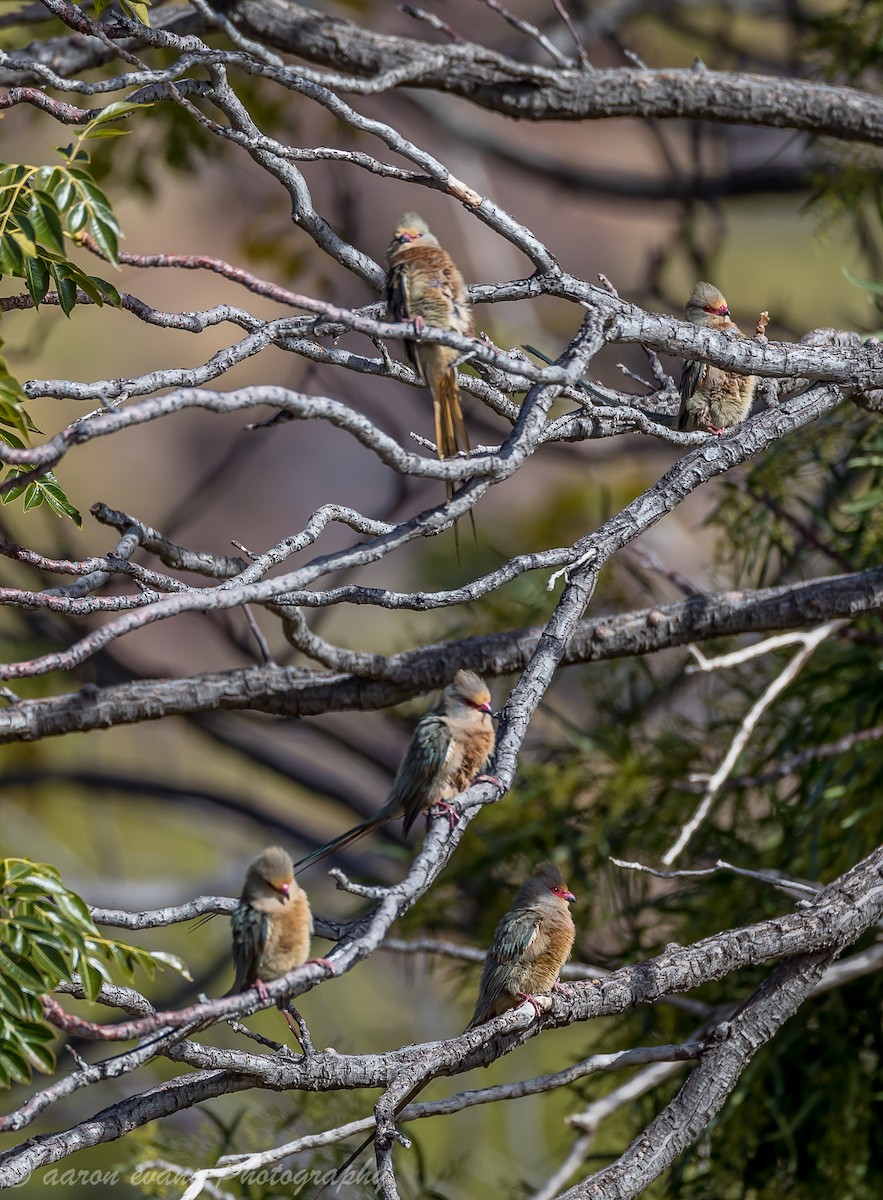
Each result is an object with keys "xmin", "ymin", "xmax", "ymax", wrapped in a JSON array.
[
  {"xmin": 230, "ymin": 904, "xmax": 268, "ymax": 993},
  {"xmin": 474, "ymin": 906, "xmax": 542, "ymax": 1015},
  {"xmin": 387, "ymin": 262, "xmax": 412, "ymax": 322},
  {"xmin": 391, "ymin": 714, "xmax": 453, "ymax": 835},
  {"xmin": 679, "ymin": 358, "xmax": 706, "ymax": 405}
]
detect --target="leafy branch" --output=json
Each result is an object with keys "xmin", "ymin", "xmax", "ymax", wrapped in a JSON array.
[{"xmin": 0, "ymin": 858, "xmax": 189, "ymax": 1087}]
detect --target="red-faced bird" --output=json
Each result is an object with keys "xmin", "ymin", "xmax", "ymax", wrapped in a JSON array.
[
  {"xmin": 294, "ymin": 670, "xmax": 495, "ymax": 872},
  {"xmin": 678, "ymin": 281, "xmax": 757, "ymax": 435},
  {"xmin": 320, "ymin": 861, "xmax": 576, "ymax": 1191},
  {"xmin": 387, "ymin": 212, "xmax": 473, "ymax": 496},
  {"xmin": 467, "ymin": 860, "xmax": 576, "ymax": 1028},
  {"xmin": 230, "ymin": 846, "xmax": 314, "ymax": 1034}
]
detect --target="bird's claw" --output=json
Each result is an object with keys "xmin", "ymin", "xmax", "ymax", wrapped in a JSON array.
[
  {"xmin": 412, "ymin": 314, "xmax": 426, "ymax": 334},
  {"xmin": 516, "ymin": 991, "xmax": 549, "ymax": 1019},
  {"xmin": 307, "ymin": 956, "xmax": 337, "ymax": 976},
  {"xmin": 552, "ymin": 979, "xmax": 573, "ymax": 997},
  {"xmin": 474, "ymin": 773, "xmax": 504, "ymax": 792},
  {"xmin": 254, "ymin": 978, "xmax": 271, "ymax": 1003},
  {"xmin": 429, "ymin": 801, "xmax": 460, "ymax": 831},
  {"xmin": 705, "ymin": 423, "xmax": 727, "ymax": 436}
]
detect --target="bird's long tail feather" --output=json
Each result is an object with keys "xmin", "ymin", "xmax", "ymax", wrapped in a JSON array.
[
  {"xmin": 432, "ymin": 370, "xmax": 477, "ymax": 551},
  {"xmin": 292, "ymin": 814, "xmax": 392, "ymax": 874}
]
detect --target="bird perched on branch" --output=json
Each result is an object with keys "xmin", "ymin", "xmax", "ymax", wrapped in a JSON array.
[
  {"xmin": 467, "ymin": 860, "xmax": 576, "ymax": 1028},
  {"xmin": 678, "ymin": 281, "xmax": 757, "ymax": 435},
  {"xmin": 230, "ymin": 846, "xmax": 316, "ymax": 1039},
  {"xmin": 387, "ymin": 213, "xmax": 475, "ymax": 534},
  {"xmin": 319, "ymin": 861, "xmax": 576, "ymax": 1193},
  {"xmin": 293, "ymin": 670, "xmax": 495, "ymax": 872}
]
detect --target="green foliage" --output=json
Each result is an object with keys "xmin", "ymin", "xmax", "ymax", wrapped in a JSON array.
[
  {"xmin": 92, "ymin": 0, "xmax": 151, "ymax": 26},
  {"xmin": 811, "ymin": 0, "xmax": 883, "ymax": 83},
  {"xmin": 0, "ymin": 858, "xmax": 190, "ymax": 1088},
  {"xmin": 805, "ymin": 4, "xmax": 883, "ymax": 256},
  {"xmin": 428, "ymin": 395, "xmax": 883, "ymax": 1195},
  {"xmin": 667, "ymin": 971, "xmax": 883, "ymax": 1200},
  {"xmin": 0, "ymin": 102, "xmax": 145, "ymax": 524}
]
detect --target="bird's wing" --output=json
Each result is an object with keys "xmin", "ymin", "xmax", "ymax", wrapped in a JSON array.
[
  {"xmin": 468, "ymin": 906, "xmax": 542, "ymax": 1027},
  {"xmin": 387, "ymin": 260, "xmax": 422, "ymax": 378},
  {"xmin": 678, "ymin": 358, "xmax": 706, "ymax": 430},
  {"xmin": 230, "ymin": 903, "xmax": 268, "ymax": 993},
  {"xmin": 390, "ymin": 713, "xmax": 453, "ymax": 835},
  {"xmin": 387, "ymin": 261, "xmax": 412, "ymax": 322}
]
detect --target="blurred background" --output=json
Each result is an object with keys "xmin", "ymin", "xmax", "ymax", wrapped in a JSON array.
[{"xmin": 2, "ymin": 0, "xmax": 883, "ymax": 1196}]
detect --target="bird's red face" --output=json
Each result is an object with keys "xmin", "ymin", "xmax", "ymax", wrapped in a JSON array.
[
  {"xmin": 393, "ymin": 227, "xmax": 423, "ymax": 245},
  {"xmin": 549, "ymin": 882, "xmax": 576, "ymax": 903},
  {"xmin": 268, "ymin": 878, "xmax": 291, "ymax": 900}
]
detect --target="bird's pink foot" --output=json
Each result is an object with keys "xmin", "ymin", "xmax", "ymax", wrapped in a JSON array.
[
  {"xmin": 412, "ymin": 315, "xmax": 426, "ymax": 334},
  {"xmin": 516, "ymin": 990, "xmax": 545, "ymax": 1019},
  {"xmin": 473, "ymin": 773, "xmax": 504, "ymax": 792},
  {"xmin": 307, "ymin": 956, "xmax": 336, "ymax": 976},
  {"xmin": 552, "ymin": 979, "xmax": 573, "ymax": 997},
  {"xmin": 705, "ymin": 423, "xmax": 727, "ymax": 436},
  {"xmin": 429, "ymin": 801, "xmax": 460, "ymax": 831},
  {"xmin": 254, "ymin": 978, "xmax": 270, "ymax": 1003}
]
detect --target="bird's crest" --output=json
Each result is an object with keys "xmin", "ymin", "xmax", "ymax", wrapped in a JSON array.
[
  {"xmin": 388, "ymin": 212, "xmax": 439, "ymax": 254},
  {"xmin": 687, "ymin": 281, "xmax": 729, "ymax": 318},
  {"xmin": 450, "ymin": 669, "xmax": 492, "ymax": 713},
  {"xmin": 533, "ymin": 860, "xmax": 576, "ymax": 902},
  {"xmin": 245, "ymin": 846, "xmax": 294, "ymax": 900}
]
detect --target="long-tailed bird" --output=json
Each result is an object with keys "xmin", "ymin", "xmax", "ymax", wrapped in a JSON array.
[{"xmin": 294, "ymin": 670, "xmax": 495, "ymax": 872}]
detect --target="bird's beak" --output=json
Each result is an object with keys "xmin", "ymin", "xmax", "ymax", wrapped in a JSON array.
[
  {"xmin": 563, "ymin": 890, "xmax": 576, "ymax": 903},
  {"xmin": 479, "ymin": 701, "xmax": 493, "ymax": 714},
  {"xmin": 396, "ymin": 232, "xmax": 414, "ymax": 244},
  {"xmin": 278, "ymin": 882, "xmax": 291, "ymax": 899}
]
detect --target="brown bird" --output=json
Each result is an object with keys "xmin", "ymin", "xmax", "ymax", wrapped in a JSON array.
[
  {"xmin": 678, "ymin": 281, "xmax": 757, "ymax": 435},
  {"xmin": 230, "ymin": 846, "xmax": 315, "ymax": 1039},
  {"xmin": 293, "ymin": 670, "xmax": 495, "ymax": 872},
  {"xmin": 467, "ymin": 860, "xmax": 576, "ymax": 1028},
  {"xmin": 387, "ymin": 213, "xmax": 474, "ymax": 527},
  {"xmin": 320, "ymin": 861, "xmax": 576, "ymax": 1192}
]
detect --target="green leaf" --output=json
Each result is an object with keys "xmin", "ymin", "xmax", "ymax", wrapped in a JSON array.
[
  {"xmin": 49, "ymin": 263, "xmax": 78, "ymax": 316},
  {"xmin": 844, "ymin": 267, "xmax": 883, "ymax": 296},
  {"xmin": 28, "ymin": 189, "xmax": 65, "ymax": 256},
  {"xmin": 120, "ymin": 0, "xmax": 151, "ymax": 24},
  {"xmin": 23, "ymin": 256, "xmax": 49, "ymax": 307},
  {"xmin": 21, "ymin": 1038, "xmax": 55, "ymax": 1075},
  {"xmin": 148, "ymin": 951, "xmax": 193, "ymax": 981},
  {"xmin": 75, "ymin": 956, "xmax": 103, "ymax": 1003},
  {"xmin": 36, "ymin": 474, "xmax": 82, "ymax": 526},
  {"xmin": 0, "ymin": 1045, "xmax": 33, "ymax": 1085},
  {"xmin": 0, "ymin": 949, "xmax": 45, "ymax": 992},
  {"xmin": 88, "ymin": 218, "xmax": 119, "ymax": 265}
]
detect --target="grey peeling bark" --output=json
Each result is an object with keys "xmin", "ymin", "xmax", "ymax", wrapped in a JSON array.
[
  {"xmin": 1, "ymin": 845, "xmax": 881, "ymax": 1186},
  {"xmin": 0, "ymin": 1070, "xmax": 253, "ymax": 1186},
  {"xmin": 566, "ymin": 950, "xmax": 835, "ymax": 1200},
  {"xmin": 210, "ymin": 3, "xmax": 883, "ymax": 143},
  {"xmin": 4, "ymin": 5, "xmax": 883, "ymax": 149},
  {"xmin": 1, "ymin": 563, "xmax": 881, "ymax": 743}
]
